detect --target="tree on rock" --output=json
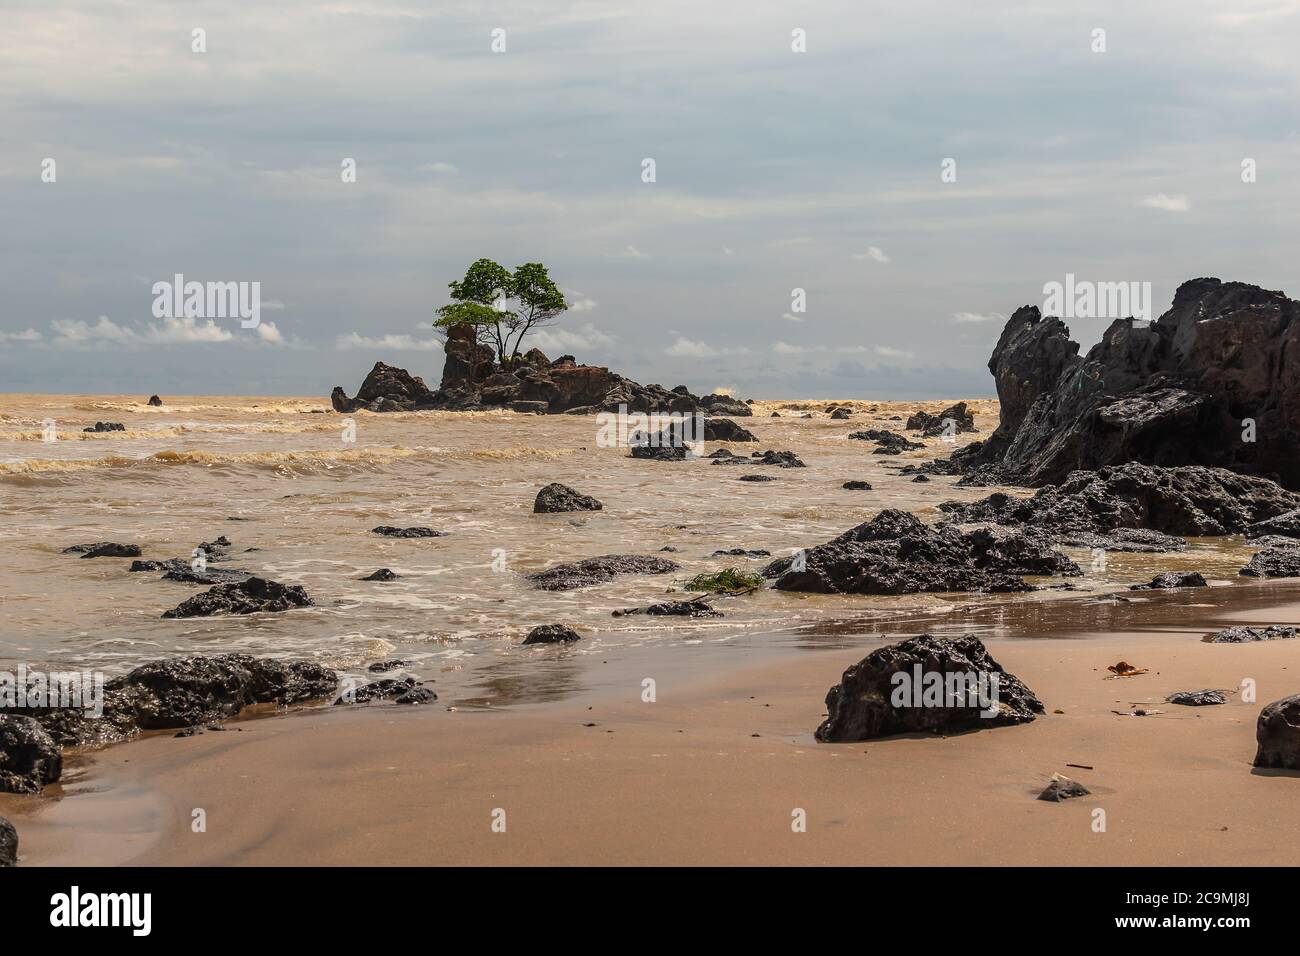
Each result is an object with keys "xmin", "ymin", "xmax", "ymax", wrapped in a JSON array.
[{"xmin": 435, "ymin": 259, "xmax": 568, "ymax": 368}]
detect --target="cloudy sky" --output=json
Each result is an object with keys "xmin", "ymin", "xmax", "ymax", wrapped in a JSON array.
[{"xmin": 4, "ymin": 0, "xmax": 1300, "ymax": 398}]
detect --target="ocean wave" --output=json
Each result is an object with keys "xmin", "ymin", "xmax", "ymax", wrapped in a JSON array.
[{"xmin": 0, "ymin": 445, "xmax": 427, "ymax": 479}]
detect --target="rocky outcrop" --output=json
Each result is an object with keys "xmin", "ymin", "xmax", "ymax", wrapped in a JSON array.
[
  {"xmin": 814, "ymin": 634, "xmax": 1043, "ymax": 742},
  {"xmin": 940, "ymin": 280, "xmax": 1300, "ymax": 488},
  {"xmin": 1130, "ymin": 571, "xmax": 1207, "ymax": 590},
  {"xmin": 1240, "ymin": 544, "xmax": 1300, "ymax": 578},
  {"xmin": 527, "ymin": 554, "xmax": 679, "ymax": 591},
  {"xmin": 161, "ymin": 577, "xmax": 313, "ymax": 619},
  {"xmin": 0, "ymin": 715, "xmax": 63, "ymax": 794},
  {"xmin": 848, "ymin": 429, "xmax": 924, "ymax": 453},
  {"xmin": 1248, "ymin": 509, "xmax": 1300, "ymax": 540},
  {"xmin": 147, "ymin": 395, "xmax": 163, "ymax": 406},
  {"xmin": 1254, "ymin": 695, "xmax": 1300, "ymax": 770},
  {"xmin": 1204, "ymin": 625, "xmax": 1298, "ymax": 643},
  {"xmin": 534, "ymin": 483, "xmax": 603, "ymax": 514},
  {"xmin": 763, "ymin": 509, "xmax": 1078, "ymax": 595},
  {"xmin": 333, "ymin": 334, "xmax": 753, "ymax": 416},
  {"xmin": 12, "ymin": 655, "xmax": 337, "ymax": 750},
  {"xmin": 906, "ymin": 402, "xmax": 977, "ymax": 437},
  {"xmin": 522, "ymin": 624, "xmax": 583, "ymax": 645},
  {"xmin": 939, "ymin": 464, "xmax": 1300, "ymax": 539}
]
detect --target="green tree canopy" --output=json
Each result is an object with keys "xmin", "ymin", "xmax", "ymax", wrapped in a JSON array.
[{"xmin": 434, "ymin": 259, "xmax": 569, "ymax": 367}]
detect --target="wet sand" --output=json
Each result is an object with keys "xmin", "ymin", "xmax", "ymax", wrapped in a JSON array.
[{"xmin": 6, "ymin": 582, "xmax": 1300, "ymax": 866}]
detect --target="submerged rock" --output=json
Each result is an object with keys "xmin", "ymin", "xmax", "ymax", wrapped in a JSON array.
[
  {"xmin": 527, "ymin": 554, "xmax": 679, "ymax": 591},
  {"xmin": 849, "ymin": 429, "xmax": 924, "ymax": 454},
  {"xmin": 522, "ymin": 624, "xmax": 583, "ymax": 645},
  {"xmin": 83, "ymin": 421, "xmax": 126, "ymax": 433},
  {"xmin": 814, "ymin": 634, "xmax": 1043, "ymax": 742},
  {"xmin": 65, "ymin": 542, "xmax": 142, "ymax": 559},
  {"xmin": 162, "ymin": 567, "xmax": 253, "ymax": 585},
  {"xmin": 1166, "ymin": 689, "xmax": 1228, "ymax": 706},
  {"xmin": 371, "ymin": 526, "xmax": 447, "ymax": 538},
  {"xmin": 1038, "ymin": 773, "xmax": 1090, "ymax": 802},
  {"xmin": 1130, "ymin": 571, "xmax": 1208, "ymax": 590},
  {"xmin": 843, "ymin": 480, "xmax": 873, "ymax": 490},
  {"xmin": 335, "ymin": 677, "xmax": 435, "ymax": 705},
  {"xmin": 712, "ymin": 449, "xmax": 805, "ymax": 468},
  {"xmin": 161, "ymin": 576, "xmax": 313, "ymax": 618},
  {"xmin": 613, "ymin": 599, "xmax": 721, "ymax": 618},
  {"xmin": 1204, "ymin": 625, "xmax": 1298, "ymax": 644},
  {"xmin": 361, "ymin": 568, "xmax": 399, "ymax": 581},
  {"xmin": 0, "ymin": 715, "xmax": 63, "ymax": 794},
  {"xmin": 0, "ymin": 815, "xmax": 15, "ymax": 867},
  {"xmin": 534, "ymin": 482, "xmax": 603, "ymax": 514},
  {"xmin": 764, "ymin": 510, "xmax": 1078, "ymax": 596},
  {"xmin": 1254, "ymin": 695, "xmax": 1300, "ymax": 770},
  {"xmin": 147, "ymin": 395, "xmax": 163, "ymax": 406},
  {"xmin": 739, "ymin": 474, "xmax": 777, "ymax": 482}
]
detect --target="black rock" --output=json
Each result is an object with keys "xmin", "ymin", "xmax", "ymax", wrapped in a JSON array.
[
  {"xmin": 613, "ymin": 599, "xmax": 722, "ymax": 618},
  {"xmin": 147, "ymin": 395, "xmax": 163, "ymax": 406},
  {"xmin": 129, "ymin": 558, "xmax": 189, "ymax": 573},
  {"xmin": 1240, "ymin": 546, "xmax": 1300, "ymax": 578},
  {"xmin": 371, "ymin": 526, "xmax": 447, "ymax": 538},
  {"xmin": 848, "ymin": 429, "xmax": 924, "ymax": 454},
  {"xmin": 83, "ymin": 421, "xmax": 126, "ymax": 433},
  {"xmin": 830, "ymin": 408, "xmax": 852, "ymax": 420},
  {"xmin": 1038, "ymin": 774, "xmax": 1091, "ymax": 801},
  {"xmin": 368, "ymin": 659, "xmax": 411, "ymax": 672},
  {"xmin": 906, "ymin": 402, "xmax": 977, "ymax": 437},
  {"xmin": 522, "ymin": 624, "xmax": 583, "ymax": 645},
  {"xmin": 843, "ymin": 480, "xmax": 873, "ymax": 490},
  {"xmin": 711, "ymin": 548, "xmax": 770, "ymax": 558},
  {"xmin": 912, "ymin": 474, "xmax": 931, "ymax": 483},
  {"xmin": 1247, "ymin": 508, "xmax": 1300, "ymax": 540},
  {"xmin": 1130, "ymin": 571, "xmax": 1208, "ymax": 590},
  {"xmin": 712, "ymin": 449, "xmax": 805, "ymax": 468},
  {"xmin": 161, "ymin": 576, "xmax": 313, "ymax": 618},
  {"xmin": 527, "ymin": 554, "xmax": 679, "ymax": 591},
  {"xmin": 704, "ymin": 419, "xmax": 759, "ymax": 442},
  {"xmin": 1056, "ymin": 528, "xmax": 1188, "ymax": 553},
  {"xmin": 161, "ymin": 567, "xmax": 253, "ymax": 585},
  {"xmin": 362, "ymin": 568, "xmax": 399, "ymax": 581},
  {"xmin": 1254, "ymin": 695, "xmax": 1300, "ymax": 770},
  {"xmin": 1203, "ymin": 625, "xmax": 1298, "ymax": 644},
  {"xmin": 0, "ymin": 715, "xmax": 63, "ymax": 794},
  {"xmin": 65, "ymin": 542, "xmax": 142, "ymax": 559},
  {"xmin": 739, "ymin": 474, "xmax": 777, "ymax": 482},
  {"xmin": 763, "ymin": 510, "xmax": 1078, "ymax": 596},
  {"xmin": 534, "ymin": 482, "xmax": 603, "ymax": 514},
  {"xmin": 335, "ymin": 677, "xmax": 435, "ymax": 706},
  {"xmin": 815, "ymin": 634, "xmax": 1043, "ymax": 741},
  {"xmin": 0, "ymin": 815, "xmax": 15, "ymax": 867},
  {"xmin": 1166, "ymin": 689, "xmax": 1228, "ymax": 706}
]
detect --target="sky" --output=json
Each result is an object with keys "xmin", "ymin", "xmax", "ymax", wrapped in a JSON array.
[{"xmin": 3, "ymin": 0, "xmax": 1300, "ymax": 399}]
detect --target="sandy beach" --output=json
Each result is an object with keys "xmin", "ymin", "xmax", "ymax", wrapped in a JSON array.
[{"xmin": 6, "ymin": 580, "xmax": 1299, "ymax": 867}]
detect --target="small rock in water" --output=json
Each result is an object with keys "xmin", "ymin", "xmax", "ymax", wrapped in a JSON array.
[
  {"xmin": 912, "ymin": 474, "xmax": 931, "ymax": 483},
  {"xmin": 362, "ymin": 568, "xmax": 399, "ymax": 581},
  {"xmin": 613, "ymin": 599, "xmax": 722, "ymax": 618},
  {"xmin": 83, "ymin": 421, "xmax": 126, "ymax": 433},
  {"xmin": 1130, "ymin": 571, "xmax": 1207, "ymax": 590},
  {"xmin": 161, "ymin": 576, "xmax": 313, "ymax": 619},
  {"xmin": 739, "ymin": 474, "xmax": 777, "ymax": 482},
  {"xmin": 533, "ymin": 482, "xmax": 603, "ymax": 514},
  {"xmin": 65, "ymin": 542, "xmax": 142, "ymax": 559},
  {"xmin": 842, "ymin": 480, "xmax": 873, "ymax": 490},
  {"xmin": 527, "ymin": 554, "xmax": 678, "ymax": 591},
  {"xmin": 0, "ymin": 815, "xmax": 16, "ymax": 867},
  {"xmin": 368, "ymin": 659, "xmax": 411, "ymax": 673},
  {"xmin": 335, "ymin": 677, "xmax": 435, "ymax": 706},
  {"xmin": 711, "ymin": 548, "xmax": 770, "ymax": 558},
  {"xmin": 522, "ymin": 624, "xmax": 582, "ymax": 645},
  {"xmin": 371, "ymin": 526, "xmax": 447, "ymax": 538},
  {"xmin": 1166, "ymin": 689, "xmax": 1228, "ymax": 706},
  {"xmin": 147, "ymin": 394, "xmax": 163, "ymax": 406},
  {"xmin": 1203, "ymin": 625, "xmax": 1298, "ymax": 644},
  {"xmin": 1037, "ymin": 773, "xmax": 1091, "ymax": 802},
  {"xmin": 1254, "ymin": 694, "xmax": 1300, "ymax": 770}
]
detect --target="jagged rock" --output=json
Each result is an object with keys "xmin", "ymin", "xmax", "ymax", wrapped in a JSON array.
[
  {"xmin": 0, "ymin": 716, "xmax": 63, "ymax": 794},
  {"xmin": 534, "ymin": 482, "xmax": 603, "ymax": 514},
  {"xmin": 843, "ymin": 480, "xmax": 873, "ymax": 490},
  {"xmin": 0, "ymin": 816, "xmax": 15, "ymax": 867},
  {"xmin": 1130, "ymin": 571, "xmax": 1207, "ymax": 590},
  {"xmin": 362, "ymin": 568, "xmax": 399, "ymax": 581},
  {"xmin": 830, "ymin": 408, "xmax": 852, "ymax": 420},
  {"xmin": 712, "ymin": 449, "xmax": 805, "ymax": 468},
  {"xmin": 704, "ymin": 419, "xmax": 758, "ymax": 442},
  {"xmin": 763, "ymin": 509, "xmax": 1077, "ymax": 595},
  {"xmin": 1254, "ymin": 695, "xmax": 1300, "ymax": 770},
  {"xmin": 1167, "ymin": 689, "xmax": 1227, "ymax": 706},
  {"xmin": 522, "ymin": 624, "xmax": 583, "ymax": 645},
  {"xmin": 195, "ymin": 536, "xmax": 233, "ymax": 560},
  {"xmin": 814, "ymin": 634, "xmax": 1043, "ymax": 741},
  {"xmin": 83, "ymin": 422, "xmax": 125, "ymax": 433},
  {"xmin": 1204, "ymin": 625, "xmax": 1298, "ymax": 643},
  {"xmin": 941, "ymin": 280, "xmax": 1300, "ymax": 487},
  {"xmin": 739, "ymin": 474, "xmax": 777, "ymax": 482},
  {"xmin": 1056, "ymin": 528, "xmax": 1188, "ymax": 553},
  {"xmin": 613, "ymin": 599, "xmax": 721, "ymax": 617},
  {"xmin": 1248, "ymin": 509, "xmax": 1300, "ymax": 540},
  {"xmin": 147, "ymin": 395, "xmax": 163, "ymax": 406},
  {"xmin": 332, "ymin": 361, "xmax": 438, "ymax": 413},
  {"xmin": 1038, "ymin": 773, "xmax": 1090, "ymax": 801},
  {"xmin": 848, "ymin": 429, "xmax": 924, "ymax": 453},
  {"xmin": 527, "ymin": 554, "xmax": 679, "ymax": 591},
  {"xmin": 371, "ymin": 526, "xmax": 447, "ymax": 538},
  {"xmin": 64, "ymin": 542, "xmax": 141, "ymax": 559},
  {"xmin": 161, "ymin": 577, "xmax": 313, "ymax": 618},
  {"xmin": 1240, "ymin": 546, "xmax": 1300, "ymax": 578},
  {"xmin": 906, "ymin": 402, "xmax": 977, "ymax": 437},
  {"xmin": 335, "ymin": 677, "xmax": 434, "ymax": 705},
  {"xmin": 940, "ymin": 464, "xmax": 1300, "ymax": 537}
]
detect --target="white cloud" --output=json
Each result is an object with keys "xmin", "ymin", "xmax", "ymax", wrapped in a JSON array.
[
  {"xmin": 665, "ymin": 336, "xmax": 749, "ymax": 358},
  {"xmin": 1139, "ymin": 193, "xmax": 1190, "ymax": 212},
  {"xmin": 0, "ymin": 328, "xmax": 42, "ymax": 343},
  {"xmin": 853, "ymin": 246, "xmax": 891, "ymax": 263},
  {"xmin": 781, "ymin": 312, "xmax": 803, "ymax": 323},
  {"xmin": 617, "ymin": 245, "xmax": 647, "ymax": 259},
  {"xmin": 874, "ymin": 345, "xmax": 915, "ymax": 360},
  {"xmin": 952, "ymin": 311, "xmax": 1006, "ymax": 324},
  {"xmin": 256, "ymin": 321, "xmax": 285, "ymax": 344},
  {"xmin": 531, "ymin": 322, "xmax": 614, "ymax": 353},
  {"xmin": 335, "ymin": 332, "xmax": 441, "ymax": 351},
  {"xmin": 419, "ymin": 162, "xmax": 458, "ymax": 174},
  {"xmin": 773, "ymin": 341, "xmax": 825, "ymax": 355},
  {"xmin": 142, "ymin": 316, "xmax": 235, "ymax": 344}
]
